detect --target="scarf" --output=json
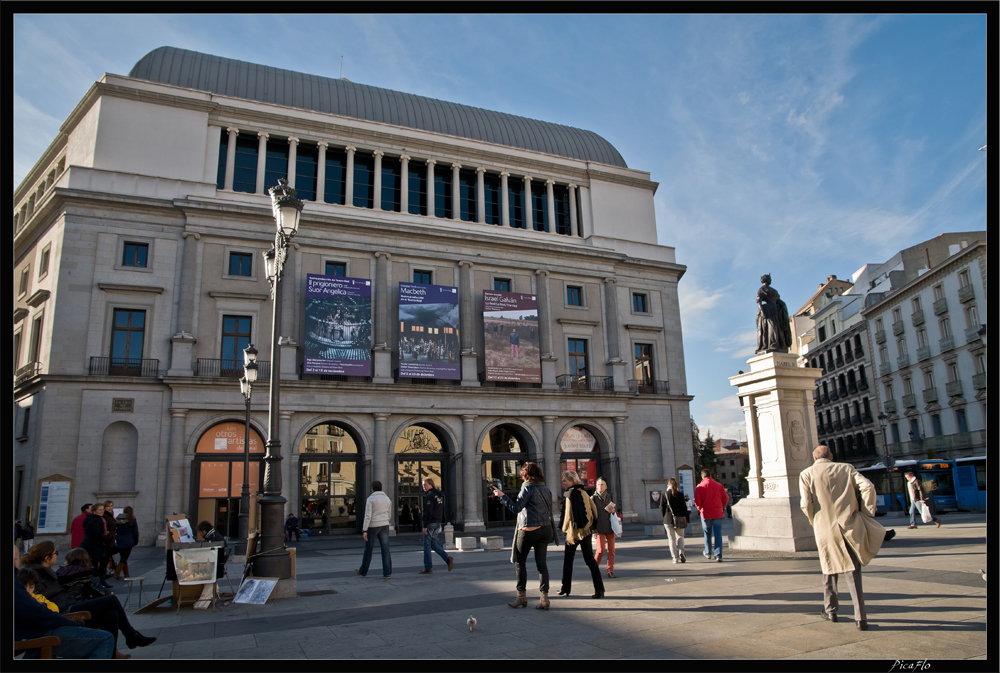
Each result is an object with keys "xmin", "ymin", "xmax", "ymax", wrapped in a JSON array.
[{"xmin": 567, "ymin": 484, "xmax": 590, "ymax": 530}]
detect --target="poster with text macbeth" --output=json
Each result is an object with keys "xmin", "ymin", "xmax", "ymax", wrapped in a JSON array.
[
  {"xmin": 398, "ymin": 282, "xmax": 460, "ymax": 379},
  {"xmin": 304, "ymin": 274, "xmax": 372, "ymax": 376},
  {"xmin": 483, "ymin": 290, "xmax": 541, "ymax": 383}
]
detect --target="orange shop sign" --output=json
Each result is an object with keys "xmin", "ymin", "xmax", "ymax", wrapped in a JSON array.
[{"xmin": 196, "ymin": 422, "xmax": 265, "ymax": 453}]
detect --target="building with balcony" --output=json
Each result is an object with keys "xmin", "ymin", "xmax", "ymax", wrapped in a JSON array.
[
  {"xmin": 13, "ymin": 47, "xmax": 693, "ymax": 546},
  {"xmin": 789, "ymin": 274, "xmax": 855, "ymax": 358}
]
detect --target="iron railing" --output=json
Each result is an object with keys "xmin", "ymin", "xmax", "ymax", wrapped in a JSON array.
[
  {"xmin": 556, "ymin": 375, "xmax": 613, "ymax": 392},
  {"xmin": 89, "ymin": 357, "xmax": 159, "ymax": 377},
  {"xmin": 15, "ymin": 361, "xmax": 41, "ymax": 386},
  {"xmin": 628, "ymin": 379, "xmax": 670, "ymax": 395},
  {"xmin": 197, "ymin": 358, "xmax": 270, "ymax": 379}
]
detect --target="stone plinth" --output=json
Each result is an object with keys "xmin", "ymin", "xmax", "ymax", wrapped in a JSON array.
[
  {"xmin": 644, "ymin": 525, "xmax": 664, "ymax": 537},
  {"xmin": 455, "ymin": 537, "xmax": 477, "ymax": 550},
  {"xmin": 444, "ymin": 524, "xmax": 456, "ymax": 550},
  {"xmin": 479, "ymin": 536, "xmax": 503, "ymax": 551},
  {"xmin": 728, "ymin": 351, "xmax": 822, "ymax": 552}
]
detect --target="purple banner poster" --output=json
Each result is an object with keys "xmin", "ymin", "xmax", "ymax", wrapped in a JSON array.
[
  {"xmin": 303, "ymin": 274, "xmax": 372, "ymax": 376},
  {"xmin": 483, "ymin": 290, "xmax": 540, "ymax": 383},
  {"xmin": 398, "ymin": 282, "xmax": 460, "ymax": 379}
]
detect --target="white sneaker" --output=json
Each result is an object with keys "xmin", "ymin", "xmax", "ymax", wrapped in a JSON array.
[{"xmin": 672, "ymin": 559, "xmax": 678, "ymax": 564}]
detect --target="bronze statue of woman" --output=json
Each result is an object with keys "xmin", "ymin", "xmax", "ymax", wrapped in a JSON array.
[{"xmin": 756, "ymin": 274, "xmax": 792, "ymax": 354}]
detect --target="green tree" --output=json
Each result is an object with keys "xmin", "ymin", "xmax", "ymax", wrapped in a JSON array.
[{"xmin": 698, "ymin": 431, "xmax": 718, "ymax": 478}]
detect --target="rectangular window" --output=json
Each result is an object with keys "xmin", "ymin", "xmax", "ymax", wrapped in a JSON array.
[
  {"xmin": 433, "ymin": 165, "xmax": 452, "ymax": 219},
  {"xmin": 38, "ymin": 246, "xmax": 51, "ymax": 278},
  {"xmin": 233, "ymin": 134, "xmax": 259, "ymax": 194},
  {"xmin": 14, "ymin": 331, "xmax": 22, "ymax": 369},
  {"xmin": 407, "ymin": 164, "xmax": 426, "ymax": 215},
  {"xmin": 21, "ymin": 408, "xmax": 30, "ymax": 438},
  {"xmin": 19, "ymin": 267, "xmax": 29, "ymax": 296},
  {"xmin": 903, "ymin": 377, "xmax": 912, "ymax": 396},
  {"xmin": 122, "ymin": 242, "xmax": 149, "ymax": 268},
  {"xmin": 949, "ymin": 363, "xmax": 959, "ymax": 382},
  {"xmin": 875, "ymin": 318, "xmax": 883, "ymax": 333},
  {"xmin": 264, "ymin": 139, "xmax": 289, "ymax": 192},
  {"xmin": 458, "ymin": 169, "xmax": 477, "ymax": 222},
  {"xmin": 553, "ymin": 185, "xmax": 571, "ymax": 235},
  {"xmin": 933, "ymin": 284, "xmax": 944, "ymax": 301},
  {"xmin": 295, "ymin": 143, "xmax": 318, "ymax": 202},
  {"xmin": 958, "ymin": 269, "xmax": 970, "ymax": 287},
  {"xmin": 890, "ymin": 423, "xmax": 900, "ymax": 444},
  {"xmin": 494, "ymin": 279, "xmax": 511, "ymax": 292},
  {"xmin": 965, "ymin": 305, "xmax": 979, "ymax": 328},
  {"xmin": 885, "ymin": 383, "xmax": 894, "ymax": 401},
  {"xmin": 632, "ymin": 293, "xmax": 648, "ymax": 313},
  {"xmin": 413, "ymin": 270, "xmax": 432, "ymax": 285},
  {"xmin": 879, "ymin": 347, "xmax": 888, "ymax": 365},
  {"xmin": 916, "ymin": 329, "xmax": 928, "ymax": 348},
  {"xmin": 634, "ymin": 343, "xmax": 654, "ymax": 384},
  {"xmin": 567, "ymin": 286, "xmax": 582, "ymax": 306},
  {"xmin": 897, "ymin": 338, "xmax": 906, "ymax": 357},
  {"xmin": 955, "ymin": 409, "xmax": 968, "ymax": 433},
  {"xmin": 924, "ymin": 369, "xmax": 935, "ymax": 389},
  {"xmin": 508, "ymin": 178, "xmax": 525, "ymax": 228},
  {"xmin": 380, "ymin": 157, "xmax": 401, "ymax": 212},
  {"xmin": 892, "ymin": 308, "xmax": 901, "ymax": 323},
  {"xmin": 111, "ymin": 309, "xmax": 145, "ymax": 370},
  {"xmin": 530, "ymin": 182, "xmax": 548, "ymax": 232},
  {"xmin": 353, "ymin": 152, "xmax": 375, "ymax": 208},
  {"xmin": 483, "ymin": 173, "xmax": 501, "ymax": 225},
  {"xmin": 29, "ymin": 314, "xmax": 43, "ymax": 363},
  {"xmin": 325, "ymin": 262, "xmax": 346, "ymax": 277},
  {"xmin": 818, "ymin": 326, "xmax": 827, "ymax": 342},
  {"xmin": 909, "ymin": 419, "xmax": 920, "ymax": 441},
  {"xmin": 221, "ymin": 315, "xmax": 252, "ymax": 373},
  {"xmin": 324, "ymin": 148, "xmax": 347, "ymax": 205},
  {"xmin": 931, "ymin": 415, "xmax": 942, "ymax": 437},
  {"xmin": 217, "ymin": 131, "xmax": 228, "ymax": 190},
  {"xmin": 567, "ymin": 339, "xmax": 588, "ymax": 377},
  {"xmin": 912, "ymin": 296, "xmax": 922, "ymax": 312},
  {"xmin": 229, "ymin": 252, "xmax": 253, "ymax": 277},
  {"xmin": 939, "ymin": 317, "xmax": 952, "ymax": 338}
]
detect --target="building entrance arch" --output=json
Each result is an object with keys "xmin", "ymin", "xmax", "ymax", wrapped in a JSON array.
[
  {"xmin": 481, "ymin": 422, "xmax": 537, "ymax": 528},
  {"xmin": 393, "ymin": 422, "xmax": 456, "ymax": 532},
  {"xmin": 557, "ymin": 423, "xmax": 618, "ymax": 501},
  {"xmin": 297, "ymin": 420, "xmax": 367, "ymax": 536},
  {"xmin": 192, "ymin": 420, "xmax": 266, "ymax": 539}
]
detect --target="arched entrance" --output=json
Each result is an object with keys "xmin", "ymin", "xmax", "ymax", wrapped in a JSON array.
[
  {"xmin": 558, "ymin": 425, "xmax": 617, "ymax": 498},
  {"xmin": 297, "ymin": 422, "xmax": 367, "ymax": 535},
  {"xmin": 394, "ymin": 424, "xmax": 453, "ymax": 532},
  {"xmin": 482, "ymin": 424, "xmax": 535, "ymax": 528},
  {"xmin": 193, "ymin": 421, "xmax": 265, "ymax": 539}
]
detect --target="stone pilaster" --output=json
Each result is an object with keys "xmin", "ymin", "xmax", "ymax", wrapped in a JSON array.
[
  {"xmin": 542, "ymin": 416, "xmax": 559, "ymax": 513},
  {"xmin": 451, "ymin": 163, "xmax": 462, "ymax": 220},
  {"xmin": 613, "ymin": 416, "xmax": 637, "ymax": 522},
  {"xmin": 399, "ymin": 155, "xmax": 410, "ymax": 213},
  {"xmin": 163, "ymin": 408, "xmax": 188, "ymax": 521},
  {"xmin": 279, "ymin": 411, "xmax": 294, "ymax": 517},
  {"xmin": 373, "ymin": 251, "xmax": 393, "ymax": 383},
  {"xmin": 425, "ymin": 159, "xmax": 436, "ymax": 216},
  {"xmin": 523, "ymin": 176, "xmax": 533, "ymax": 230},
  {"xmin": 373, "ymin": 413, "xmax": 390, "ymax": 502},
  {"xmin": 476, "ymin": 167, "xmax": 486, "ymax": 223},
  {"xmin": 568, "ymin": 183, "xmax": 578, "ymax": 236},
  {"xmin": 603, "ymin": 277, "xmax": 628, "ymax": 391},
  {"xmin": 168, "ymin": 232, "xmax": 199, "ymax": 376},
  {"xmin": 462, "ymin": 415, "xmax": 485, "ymax": 531},
  {"xmin": 535, "ymin": 270, "xmax": 558, "ymax": 390},
  {"xmin": 545, "ymin": 179, "xmax": 556, "ymax": 233},
  {"xmin": 458, "ymin": 261, "xmax": 480, "ymax": 387}
]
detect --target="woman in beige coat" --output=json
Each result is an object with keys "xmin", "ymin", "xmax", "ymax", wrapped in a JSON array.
[{"xmin": 556, "ymin": 471, "xmax": 605, "ymax": 599}]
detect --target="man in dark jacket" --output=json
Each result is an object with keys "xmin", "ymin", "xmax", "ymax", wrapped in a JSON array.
[
  {"xmin": 14, "ymin": 545, "xmax": 114, "ymax": 659},
  {"xmin": 418, "ymin": 478, "xmax": 453, "ymax": 574}
]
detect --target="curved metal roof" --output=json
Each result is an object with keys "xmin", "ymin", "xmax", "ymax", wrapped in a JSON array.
[{"xmin": 128, "ymin": 47, "xmax": 627, "ymax": 168}]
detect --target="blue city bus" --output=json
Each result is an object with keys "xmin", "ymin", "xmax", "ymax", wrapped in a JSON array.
[{"xmin": 858, "ymin": 457, "xmax": 986, "ymax": 514}]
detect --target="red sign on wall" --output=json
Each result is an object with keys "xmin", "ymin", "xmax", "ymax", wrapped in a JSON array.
[
  {"xmin": 199, "ymin": 462, "xmax": 229, "ymax": 497},
  {"xmin": 561, "ymin": 459, "xmax": 597, "ymax": 489}
]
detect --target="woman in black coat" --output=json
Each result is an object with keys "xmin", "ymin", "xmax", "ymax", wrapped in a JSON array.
[
  {"xmin": 80, "ymin": 503, "xmax": 113, "ymax": 587},
  {"xmin": 113, "ymin": 506, "xmax": 139, "ymax": 579},
  {"xmin": 660, "ymin": 477, "xmax": 689, "ymax": 563}
]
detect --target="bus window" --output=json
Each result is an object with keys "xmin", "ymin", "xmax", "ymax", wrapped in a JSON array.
[
  {"xmin": 975, "ymin": 463, "xmax": 986, "ymax": 491},
  {"xmin": 919, "ymin": 471, "xmax": 955, "ymax": 497}
]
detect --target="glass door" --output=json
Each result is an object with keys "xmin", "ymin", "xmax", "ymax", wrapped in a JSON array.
[
  {"xmin": 483, "ymin": 459, "xmax": 526, "ymax": 527},
  {"xmin": 397, "ymin": 458, "xmax": 445, "ymax": 529}
]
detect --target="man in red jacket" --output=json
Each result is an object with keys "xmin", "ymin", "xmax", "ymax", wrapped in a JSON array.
[
  {"xmin": 694, "ymin": 470, "xmax": 729, "ymax": 562},
  {"xmin": 70, "ymin": 503, "xmax": 92, "ymax": 549}
]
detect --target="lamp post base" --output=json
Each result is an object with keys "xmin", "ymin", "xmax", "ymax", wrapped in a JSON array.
[{"xmin": 252, "ymin": 494, "xmax": 292, "ymax": 579}]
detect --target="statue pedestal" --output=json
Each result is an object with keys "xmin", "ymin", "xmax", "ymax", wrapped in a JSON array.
[{"xmin": 727, "ymin": 352, "xmax": 822, "ymax": 552}]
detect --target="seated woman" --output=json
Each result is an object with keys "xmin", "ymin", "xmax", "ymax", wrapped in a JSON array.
[{"xmin": 21, "ymin": 541, "xmax": 155, "ymax": 659}]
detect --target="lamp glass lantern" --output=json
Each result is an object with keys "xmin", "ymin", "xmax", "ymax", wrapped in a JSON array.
[
  {"xmin": 244, "ymin": 360, "xmax": 259, "ymax": 384},
  {"xmin": 243, "ymin": 344, "xmax": 258, "ymax": 367},
  {"xmin": 264, "ymin": 247, "xmax": 277, "ymax": 281}
]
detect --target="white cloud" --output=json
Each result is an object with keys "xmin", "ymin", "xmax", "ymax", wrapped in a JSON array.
[{"xmin": 697, "ymin": 395, "xmax": 746, "ymax": 441}]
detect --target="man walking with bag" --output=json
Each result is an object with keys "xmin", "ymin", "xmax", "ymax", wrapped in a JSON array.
[
  {"xmin": 799, "ymin": 445, "xmax": 884, "ymax": 630},
  {"xmin": 418, "ymin": 478, "xmax": 454, "ymax": 574},
  {"xmin": 904, "ymin": 472, "xmax": 941, "ymax": 530}
]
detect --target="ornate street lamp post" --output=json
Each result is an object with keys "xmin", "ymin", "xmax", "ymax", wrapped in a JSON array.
[
  {"xmin": 253, "ymin": 178, "xmax": 302, "ymax": 579},
  {"xmin": 878, "ymin": 412, "xmax": 901, "ymax": 512},
  {"xmin": 235, "ymin": 345, "xmax": 258, "ymax": 556}
]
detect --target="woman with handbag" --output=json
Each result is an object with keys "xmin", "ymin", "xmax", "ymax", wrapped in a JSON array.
[
  {"xmin": 113, "ymin": 507, "xmax": 139, "ymax": 580},
  {"xmin": 661, "ymin": 478, "xmax": 688, "ymax": 563},
  {"xmin": 492, "ymin": 462, "xmax": 556, "ymax": 610},
  {"xmin": 557, "ymin": 471, "xmax": 605, "ymax": 599},
  {"xmin": 591, "ymin": 477, "xmax": 617, "ymax": 578}
]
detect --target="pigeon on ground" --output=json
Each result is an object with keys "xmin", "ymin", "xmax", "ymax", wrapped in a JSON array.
[
  {"xmin": 467, "ymin": 616, "xmax": 477, "ymax": 632},
  {"xmin": 980, "ymin": 569, "xmax": 986, "ymax": 582}
]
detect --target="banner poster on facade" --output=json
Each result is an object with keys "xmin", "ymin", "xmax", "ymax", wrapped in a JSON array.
[
  {"xmin": 483, "ymin": 290, "xmax": 540, "ymax": 382},
  {"xmin": 304, "ymin": 274, "xmax": 372, "ymax": 376},
  {"xmin": 398, "ymin": 282, "xmax": 460, "ymax": 379}
]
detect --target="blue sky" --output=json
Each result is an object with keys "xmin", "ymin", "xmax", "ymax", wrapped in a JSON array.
[{"xmin": 13, "ymin": 14, "xmax": 988, "ymax": 441}]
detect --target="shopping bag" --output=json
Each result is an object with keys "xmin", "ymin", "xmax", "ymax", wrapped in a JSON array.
[
  {"xmin": 919, "ymin": 502, "xmax": 933, "ymax": 524},
  {"xmin": 610, "ymin": 513, "xmax": 622, "ymax": 537}
]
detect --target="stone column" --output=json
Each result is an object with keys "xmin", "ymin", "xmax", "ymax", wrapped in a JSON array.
[
  {"xmin": 224, "ymin": 127, "xmax": 238, "ymax": 191},
  {"xmin": 373, "ymin": 413, "xmax": 390, "ymax": 503},
  {"xmin": 612, "ymin": 416, "xmax": 637, "ymax": 521},
  {"xmin": 181, "ymin": 449, "xmax": 196, "ymax": 521},
  {"xmin": 163, "ymin": 408, "xmax": 188, "ymax": 520},
  {"xmin": 451, "ymin": 163, "xmax": 462, "ymax": 220},
  {"xmin": 458, "ymin": 261, "xmax": 480, "ymax": 386},
  {"xmin": 462, "ymin": 415, "xmax": 485, "ymax": 531},
  {"xmin": 315, "ymin": 142, "xmax": 327, "ymax": 203},
  {"xmin": 535, "ymin": 270, "xmax": 558, "ymax": 390},
  {"xmin": 604, "ymin": 277, "xmax": 627, "ymax": 391},
  {"xmin": 373, "ymin": 251, "xmax": 393, "ymax": 383},
  {"xmin": 255, "ymin": 132, "xmax": 269, "ymax": 195},
  {"xmin": 279, "ymin": 411, "xmax": 294, "ymax": 517},
  {"xmin": 279, "ymin": 243, "xmax": 298, "ymax": 381},
  {"xmin": 373, "ymin": 150, "xmax": 384, "ymax": 210},
  {"xmin": 286, "ymin": 137, "xmax": 299, "ymax": 189},
  {"xmin": 476, "ymin": 167, "xmax": 486, "ymax": 223},
  {"xmin": 168, "ymin": 232, "xmax": 199, "ymax": 376},
  {"xmin": 399, "ymin": 155, "xmax": 410, "ymax": 214},
  {"xmin": 728, "ymin": 352, "xmax": 823, "ymax": 552},
  {"xmin": 568, "ymin": 183, "xmax": 578, "ymax": 236},
  {"xmin": 545, "ymin": 179, "xmax": 556, "ymax": 233},
  {"xmin": 542, "ymin": 416, "xmax": 559, "ymax": 514},
  {"xmin": 345, "ymin": 146, "xmax": 356, "ymax": 206},
  {"xmin": 425, "ymin": 159, "xmax": 436, "ymax": 216},
  {"xmin": 500, "ymin": 171, "xmax": 510, "ymax": 228},
  {"xmin": 523, "ymin": 176, "xmax": 533, "ymax": 230}
]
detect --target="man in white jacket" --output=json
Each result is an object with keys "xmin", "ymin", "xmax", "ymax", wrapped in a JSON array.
[{"xmin": 355, "ymin": 481, "xmax": 393, "ymax": 578}]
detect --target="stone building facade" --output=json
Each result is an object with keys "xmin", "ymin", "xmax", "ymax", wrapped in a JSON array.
[{"xmin": 13, "ymin": 47, "xmax": 693, "ymax": 547}]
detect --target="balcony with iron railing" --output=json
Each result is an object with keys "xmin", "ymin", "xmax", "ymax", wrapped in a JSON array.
[
  {"xmin": 879, "ymin": 362, "xmax": 892, "ymax": 377},
  {"xmin": 958, "ymin": 284, "xmax": 975, "ymax": 304},
  {"xmin": 922, "ymin": 387, "xmax": 938, "ymax": 404},
  {"xmin": 933, "ymin": 297, "xmax": 948, "ymax": 316},
  {"xmin": 945, "ymin": 380, "xmax": 963, "ymax": 398},
  {"xmin": 884, "ymin": 399, "xmax": 897, "ymax": 414},
  {"xmin": 89, "ymin": 357, "xmax": 159, "ymax": 377},
  {"xmin": 854, "ymin": 344, "xmax": 864, "ymax": 357},
  {"xmin": 892, "ymin": 320, "xmax": 906, "ymax": 337},
  {"xmin": 848, "ymin": 381, "xmax": 858, "ymax": 394},
  {"xmin": 15, "ymin": 361, "xmax": 41, "ymax": 386},
  {"xmin": 939, "ymin": 335, "xmax": 955, "ymax": 353},
  {"xmin": 887, "ymin": 429, "xmax": 986, "ymax": 456},
  {"xmin": 916, "ymin": 345, "xmax": 932, "ymax": 362},
  {"xmin": 911, "ymin": 309, "xmax": 925, "ymax": 327},
  {"xmin": 821, "ymin": 392, "xmax": 830, "ymax": 405},
  {"xmin": 858, "ymin": 379, "xmax": 869, "ymax": 391},
  {"xmin": 837, "ymin": 386, "xmax": 849, "ymax": 398},
  {"xmin": 902, "ymin": 393, "xmax": 917, "ymax": 408},
  {"xmin": 557, "ymin": 375, "xmax": 613, "ymax": 392},
  {"xmin": 862, "ymin": 411, "xmax": 873, "ymax": 425},
  {"xmin": 829, "ymin": 387, "xmax": 840, "ymax": 402},
  {"xmin": 973, "ymin": 372, "xmax": 987, "ymax": 390},
  {"xmin": 835, "ymin": 356, "xmax": 845, "ymax": 368},
  {"xmin": 844, "ymin": 350, "xmax": 854, "ymax": 363},
  {"xmin": 875, "ymin": 330, "xmax": 886, "ymax": 344},
  {"xmin": 628, "ymin": 379, "xmax": 670, "ymax": 395},
  {"xmin": 832, "ymin": 419, "xmax": 843, "ymax": 431},
  {"xmin": 197, "ymin": 358, "xmax": 271, "ymax": 379},
  {"xmin": 850, "ymin": 415, "xmax": 863, "ymax": 428},
  {"xmin": 896, "ymin": 353, "xmax": 910, "ymax": 369},
  {"xmin": 964, "ymin": 325, "xmax": 982, "ymax": 344}
]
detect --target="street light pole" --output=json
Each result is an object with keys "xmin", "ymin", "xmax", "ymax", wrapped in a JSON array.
[
  {"xmin": 253, "ymin": 178, "xmax": 302, "ymax": 580},
  {"xmin": 877, "ymin": 411, "xmax": 901, "ymax": 512},
  {"xmin": 236, "ymin": 346, "xmax": 258, "ymax": 556}
]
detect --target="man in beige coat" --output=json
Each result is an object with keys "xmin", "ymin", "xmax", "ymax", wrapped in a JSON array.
[{"xmin": 799, "ymin": 445, "xmax": 885, "ymax": 630}]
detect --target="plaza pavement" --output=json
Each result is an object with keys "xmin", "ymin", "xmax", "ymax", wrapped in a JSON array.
[{"xmin": 115, "ymin": 512, "xmax": 987, "ymax": 661}]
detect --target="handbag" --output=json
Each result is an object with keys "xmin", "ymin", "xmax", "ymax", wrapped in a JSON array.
[
  {"xmin": 539, "ymin": 488, "xmax": 560, "ymax": 546},
  {"xmin": 919, "ymin": 501, "xmax": 933, "ymax": 524},
  {"xmin": 673, "ymin": 516, "xmax": 689, "ymax": 529}
]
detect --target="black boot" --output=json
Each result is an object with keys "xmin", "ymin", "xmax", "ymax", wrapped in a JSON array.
[{"xmin": 125, "ymin": 632, "xmax": 157, "ymax": 649}]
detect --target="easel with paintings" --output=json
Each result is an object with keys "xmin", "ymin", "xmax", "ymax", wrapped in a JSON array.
[{"xmin": 135, "ymin": 514, "xmax": 224, "ymax": 614}]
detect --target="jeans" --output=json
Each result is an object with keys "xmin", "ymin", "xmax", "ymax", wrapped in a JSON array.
[
  {"xmin": 423, "ymin": 523, "xmax": 450, "ymax": 570},
  {"xmin": 70, "ymin": 594, "xmax": 137, "ymax": 649},
  {"xmin": 909, "ymin": 501, "xmax": 938, "ymax": 527},
  {"xmin": 703, "ymin": 517, "xmax": 723, "ymax": 558},
  {"xmin": 359, "ymin": 525, "xmax": 392, "ymax": 577},
  {"xmin": 594, "ymin": 533, "xmax": 615, "ymax": 572},
  {"xmin": 514, "ymin": 527, "xmax": 554, "ymax": 593},
  {"xmin": 561, "ymin": 535, "xmax": 605, "ymax": 595},
  {"xmin": 21, "ymin": 625, "xmax": 115, "ymax": 659},
  {"xmin": 664, "ymin": 524, "xmax": 685, "ymax": 560}
]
